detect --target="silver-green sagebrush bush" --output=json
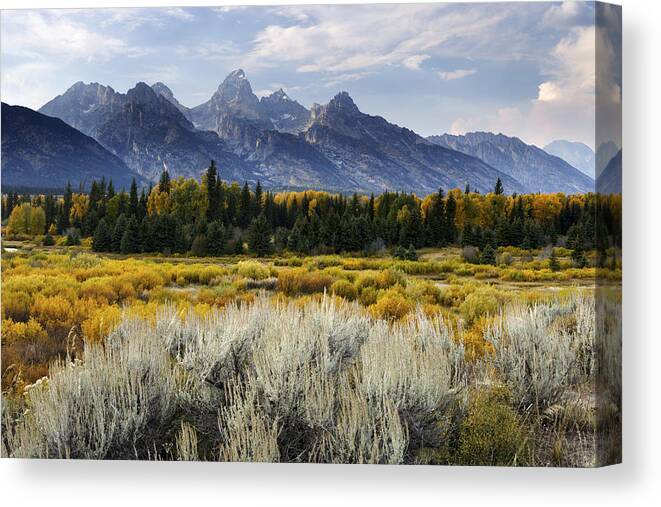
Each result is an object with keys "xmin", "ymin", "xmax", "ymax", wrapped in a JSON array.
[{"xmin": 3, "ymin": 295, "xmax": 597, "ymax": 464}]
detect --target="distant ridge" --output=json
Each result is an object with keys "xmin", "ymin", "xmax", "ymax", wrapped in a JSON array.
[
  {"xmin": 1, "ymin": 102, "xmax": 145, "ymax": 191},
  {"xmin": 428, "ymin": 131, "xmax": 594, "ymax": 194}
]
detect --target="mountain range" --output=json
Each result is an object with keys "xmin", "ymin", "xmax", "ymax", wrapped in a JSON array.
[
  {"xmin": 428, "ymin": 132, "xmax": 594, "ymax": 194},
  {"xmin": 1, "ymin": 103, "xmax": 144, "ymax": 190},
  {"xmin": 2, "ymin": 69, "xmax": 602, "ymax": 195}
]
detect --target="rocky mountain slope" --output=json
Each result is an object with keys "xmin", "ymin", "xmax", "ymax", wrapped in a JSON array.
[
  {"xmin": 1, "ymin": 103, "xmax": 143, "ymax": 190},
  {"xmin": 544, "ymin": 140, "xmax": 595, "ymax": 178},
  {"xmin": 31, "ymin": 69, "xmax": 582, "ymax": 195},
  {"xmin": 428, "ymin": 132, "xmax": 594, "ymax": 194},
  {"xmin": 40, "ymin": 81, "xmax": 255, "ymax": 183},
  {"xmin": 303, "ymin": 93, "xmax": 524, "ymax": 194}
]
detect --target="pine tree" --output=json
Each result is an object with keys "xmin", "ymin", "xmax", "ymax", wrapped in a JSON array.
[
  {"xmin": 120, "ymin": 217, "xmax": 140, "ymax": 254},
  {"xmin": 494, "ymin": 177, "xmax": 504, "ymax": 195},
  {"xmin": 173, "ymin": 219, "xmax": 187, "ymax": 254},
  {"xmin": 107, "ymin": 180, "xmax": 116, "ymax": 200},
  {"xmin": 405, "ymin": 243, "xmax": 418, "ymax": 261},
  {"xmin": 57, "ymin": 182, "xmax": 73, "ymax": 232},
  {"xmin": 288, "ymin": 216, "xmax": 310, "ymax": 253},
  {"xmin": 207, "ymin": 220, "xmax": 227, "ymax": 256},
  {"xmin": 549, "ymin": 249, "xmax": 560, "ymax": 272},
  {"xmin": 247, "ymin": 213, "xmax": 273, "ymax": 256},
  {"xmin": 480, "ymin": 243, "xmax": 496, "ymax": 265},
  {"xmin": 129, "ymin": 178, "xmax": 139, "ymax": 218},
  {"xmin": 444, "ymin": 194, "xmax": 457, "ymax": 244},
  {"xmin": 140, "ymin": 217, "xmax": 153, "ymax": 253},
  {"xmin": 92, "ymin": 218, "xmax": 112, "ymax": 252},
  {"xmin": 42, "ymin": 232, "xmax": 55, "ymax": 246},
  {"xmin": 206, "ymin": 160, "xmax": 219, "ymax": 222},
  {"xmin": 111, "ymin": 214, "xmax": 128, "ymax": 252},
  {"xmin": 138, "ymin": 189, "xmax": 148, "ymax": 221},
  {"xmin": 238, "ymin": 182, "xmax": 252, "ymax": 228},
  {"xmin": 190, "ymin": 235, "xmax": 208, "ymax": 257},
  {"xmin": 65, "ymin": 228, "xmax": 81, "ymax": 246},
  {"xmin": 431, "ymin": 188, "xmax": 446, "ymax": 246},
  {"xmin": 158, "ymin": 170, "xmax": 171, "ymax": 194},
  {"xmin": 253, "ymin": 181, "xmax": 263, "ymax": 217}
]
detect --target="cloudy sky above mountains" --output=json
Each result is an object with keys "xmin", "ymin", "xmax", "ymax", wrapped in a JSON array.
[{"xmin": 1, "ymin": 2, "xmax": 615, "ymax": 149}]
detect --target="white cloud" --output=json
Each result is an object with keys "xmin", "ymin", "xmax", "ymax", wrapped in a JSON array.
[
  {"xmin": 162, "ymin": 8, "xmax": 195, "ymax": 22},
  {"xmin": 402, "ymin": 54, "xmax": 430, "ymax": 70},
  {"xmin": 438, "ymin": 68, "xmax": 476, "ymax": 81},
  {"xmin": 1, "ymin": 62, "xmax": 59, "ymax": 108},
  {"xmin": 244, "ymin": 4, "xmax": 514, "ymax": 77},
  {"xmin": 447, "ymin": 26, "xmax": 598, "ymax": 149},
  {"xmin": 1, "ymin": 11, "xmax": 147, "ymax": 61},
  {"xmin": 542, "ymin": 1, "xmax": 592, "ymax": 28}
]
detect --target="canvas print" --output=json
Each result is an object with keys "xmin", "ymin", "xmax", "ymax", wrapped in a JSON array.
[{"xmin": 0, "ymin": 2, "xmax": 621, "ymax": 466}]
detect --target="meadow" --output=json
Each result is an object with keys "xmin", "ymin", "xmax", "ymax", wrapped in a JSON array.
[{"xmin": 1, "ymin": 239, "xmax": 621, "ymax": 465}]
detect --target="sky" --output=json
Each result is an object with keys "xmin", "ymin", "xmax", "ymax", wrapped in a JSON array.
[{"xmin": 0, "ymin": 2, "xmax": 617, "ymax": 150}]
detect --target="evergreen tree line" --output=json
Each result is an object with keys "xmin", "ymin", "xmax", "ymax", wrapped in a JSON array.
[{"xmin": 1, "ymin": 161, "xmax": 621, "ymax": 258}]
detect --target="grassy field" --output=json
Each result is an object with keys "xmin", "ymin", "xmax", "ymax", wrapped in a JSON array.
[{"xmin": 1, "ymin": 241, "xmax": 621, "ymax": 464}]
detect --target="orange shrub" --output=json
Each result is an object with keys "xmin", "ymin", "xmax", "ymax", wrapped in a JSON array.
[
  {"xmin": 1, "ymin": 318, "xmax": 48, "ymax": 345},
  {"xmin": 30, "ymin": 295, "xmax": 74, "ymax": 336},
  {"xmin": 277, "ymin": 268, "xmax": 334, "ymax": 296},
  {"xmin": 2, "ymin": 291, "xmax": 32, "ymax": 322},
  {"xmin": 369, "ymin": 291, "xmax": 412, "ymax": 321},
  {"xmin": 461, "ymin": 316, "xmax": 496, "ymax": 362},
  {"xmin": 79, "ymin": 277, "xmax": 118, "ymax": 304},
  {"xmin": 81, "ymin": 306, "xmax": 122, "ymax": 343}
]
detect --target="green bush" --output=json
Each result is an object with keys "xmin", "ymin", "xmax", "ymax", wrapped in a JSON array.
[
  {"xmin": 331, "ymin": 279, "xmax": 358, "ymax": 300},
  {"xmin": 459, "ymin": 287, "xmax": 508, "ymax": 325},
  {"xmin": 457, "ymin": 387, "xmax": 528, "ymax": 466}
]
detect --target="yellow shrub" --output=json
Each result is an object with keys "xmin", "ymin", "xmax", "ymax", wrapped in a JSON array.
[
  {"xmin": 79, "ymin": 277, "xmax": 118, "ymax": 304},
  {"xmin": 356, "ymin": 286, "xmax": 377, "ymax": 306},
  {"xmin": 118, "ymin": 270, "xmax": 165, "ymax": 291},
  {"xmin": 277, "ymin": 268, "xmax": 334, "ymax": 296},
  {"xmin": 331, "ymin": 279, "xmax": 358, "ymax": 300},
  {"xmin": 81, "ymin": 306, "xmax": 122, "ymax": 343},
  {"xmin": 237, "ymin": 260, "xmax": 271, "ymax": 280},
  {"xmin": 1, "ymin": 318, "xmax": 48, "ymax": 345},
  {"xmin": 356, "ymin": 268, "xmax": 406, "ymax": 291},
  {"xmin": 197, "ymin": 265, "xmax": 228, "ymax": 285},
  {"xmin": 369, "ymin": 291, "xmax": 412, "ymax": 321},
  {"xmin": 405, "ymin": 280, "xmax": 442, "ymax": 305},
  {"xmin": 461, "ymin": 316, "xmax": 496, "ymax": 361},
  {"xmin": 2, "ymin": 291, "xmax": 32, "ymax": 322},
  {"xmin": 30, "ymin": 295, "xmax": 74, "ymax": 335},
  {"xmin": 459, "ymin": 287, "xmax": 510, "ymax": 325}
]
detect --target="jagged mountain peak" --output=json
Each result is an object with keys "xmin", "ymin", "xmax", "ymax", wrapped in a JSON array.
[
  {"xmin": 327, "ymin": 91, "xmax": 359, "ymax": 114},
  {"xmin": 151, "ymin": 82, "xmax": 191, "ymax": 117},
  {"xmin": 151, "ymin": 82, "xmax": 175, "ymax": 99},
  {"xmin": 227, "ymin": 68, "xmax": 247, "ymax": 80},
  {"xmin": 261, "ymin": 88, "xmax": 294, "ymax": 105},
  {"xmin": 216, "ymin": 68, "xmax": 253, "ymax": 95},
  {"xmin": 127, "ymin": 82, "xmax": 159, "ymax": 103}
]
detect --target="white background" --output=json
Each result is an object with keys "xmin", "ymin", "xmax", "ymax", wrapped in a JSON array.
[{"xmin": 1, "ymin": 0, "xmax": 659, "ymax": 505}]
